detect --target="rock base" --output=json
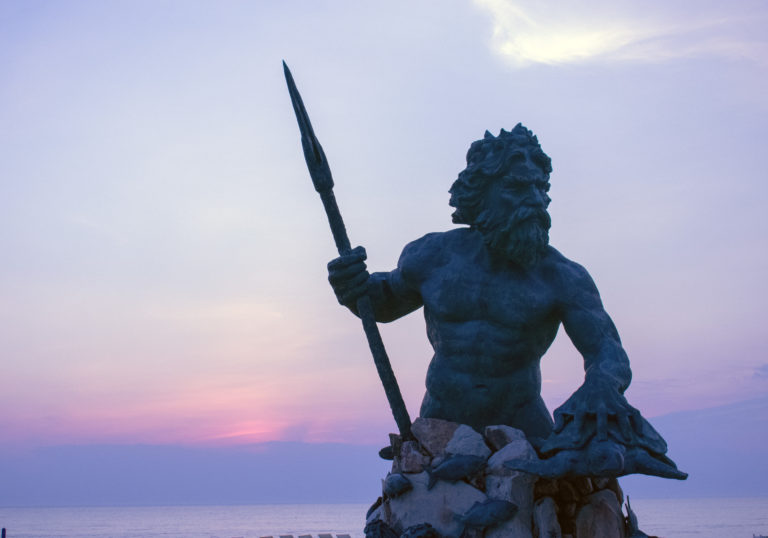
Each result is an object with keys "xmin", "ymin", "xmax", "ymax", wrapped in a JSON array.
[{"xmin": 365, "ymin": 419, "xmax": 637, "ymax": 538}]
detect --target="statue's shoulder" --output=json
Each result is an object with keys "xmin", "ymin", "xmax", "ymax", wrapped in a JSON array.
[
  {"xmin": 542, "ymin": 245, "xmax": 576, "ymax": 268},
  {"xmin": 399, "ymin": 228, "xmax": 473, "ymax": 275},
  {"xmin": 541, "ymin": 246, "xmax": 593, "ymax": 285},
  {"xmin": 401, "ymin": 228, "xmax": 474, "ymax": 258},
  {"xmin": 541, "ymin": 246, "xmax": 599, "ymax": 298}
]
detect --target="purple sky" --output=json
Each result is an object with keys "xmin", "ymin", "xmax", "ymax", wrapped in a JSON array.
[{"xmin": 0, "ymin": 0, "xmax": 766, "ymax": 449}]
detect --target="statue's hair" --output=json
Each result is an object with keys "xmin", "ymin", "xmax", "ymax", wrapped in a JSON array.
[{"xmin": 449, "ymin": 123, "xmax": 552, "ymax": 225}]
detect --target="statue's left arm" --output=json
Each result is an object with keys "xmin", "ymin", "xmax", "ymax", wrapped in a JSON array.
[
  {"xmin": 548, "ymin": 261, "xmax": 640, "ymax": 450},
  {"xmin": 505, "ymin": 258, "xmax": 687, "ymax": 479},
  {"xmin": 502, "ymin": 257, "xmax": 685, "ymax": 479}
]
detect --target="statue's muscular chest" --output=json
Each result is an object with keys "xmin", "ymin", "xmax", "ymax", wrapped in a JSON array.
[{"xmin": 419, "ymin": 254, "xmax": 558, "ymax": 328}]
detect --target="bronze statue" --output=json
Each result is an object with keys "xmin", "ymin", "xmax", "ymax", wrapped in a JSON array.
[
  {"xmin": 284, "ymin": 61, "xmax": 684, "ymax": 480},
  {"xmin": 328, "ymin": 125, "xmax": 684, "ymax": 480}
]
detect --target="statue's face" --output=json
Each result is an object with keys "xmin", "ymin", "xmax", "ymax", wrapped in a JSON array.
[
  {"xmin": 485, "ymin": 155, "xmax": 551, "ymax": 215},
  {"xmin": 473, "ymin": 152, "xmax": 552, "ymax": 266}
]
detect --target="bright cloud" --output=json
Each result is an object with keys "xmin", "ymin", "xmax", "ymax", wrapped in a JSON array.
[{"xmin": 473, "ymin": 0, "xmax": 768, "ymax": 66}]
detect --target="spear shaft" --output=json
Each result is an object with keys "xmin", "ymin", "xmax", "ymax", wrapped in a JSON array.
[{"xmin": 283, "ymin": 61, "xmax": 412, "ymax": 439}]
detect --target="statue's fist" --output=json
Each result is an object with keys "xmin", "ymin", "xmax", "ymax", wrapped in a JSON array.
[{"xmin": 327, "ymin": 246, "xmax": 370, "ymax": 307}]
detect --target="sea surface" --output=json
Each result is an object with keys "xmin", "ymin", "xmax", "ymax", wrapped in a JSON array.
[{"xmin": 1, "ymin": 498, "xmax": 767, "ymax": 538}]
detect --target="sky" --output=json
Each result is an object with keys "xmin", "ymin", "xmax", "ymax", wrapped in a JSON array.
[{"xmin": 0, "ymin": 0, "xmax": 766, "ymax": 453}]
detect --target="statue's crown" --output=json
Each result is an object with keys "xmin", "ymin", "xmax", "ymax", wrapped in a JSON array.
[
  {"xmin": 465, "ymin": 123, "xmax": 551, "ymax": 175},
  {"xmin": 482, "ymin": 123, "xmax": 537, "ymax": 143}
]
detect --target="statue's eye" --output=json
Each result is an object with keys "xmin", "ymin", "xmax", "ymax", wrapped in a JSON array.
[{"xmin": 506, "ymin": 184, "xmax": 528, "ymax": 197}]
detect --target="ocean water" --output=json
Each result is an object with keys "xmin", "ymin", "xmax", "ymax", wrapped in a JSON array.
[
  {"xmin": 0, "ymin": 498, "xmax": 767, "ymax": 538},
  {"xmin": 0, "ymin": 504, "xmax": 367, "ymax": 538}
]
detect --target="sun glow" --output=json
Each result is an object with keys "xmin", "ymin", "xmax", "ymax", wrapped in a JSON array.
[{"xmin": 473, "ymin": 0, "xmax": 768, "ymax": 66}]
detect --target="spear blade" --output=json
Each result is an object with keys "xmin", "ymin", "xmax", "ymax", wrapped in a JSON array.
[{"xmin": 283, "ymin": 61, "xmax": 334, "ymax": 194}]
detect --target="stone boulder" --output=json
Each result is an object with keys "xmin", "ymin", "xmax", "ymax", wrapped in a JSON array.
[
  {"xmin": 573, "ymin": 489, "xmax": 624, "ymax": 538},
  {"xmin": 411, "ymin": 418, "xmax": 459, "ymax": 457},
  {"xmin": 533, "ymin": 496, "xmax": 562, "ymax": 538},
  {"xmin": 444, "ymin": 425, "xmax": 492, "ymax": 459},
  {"xmin": 484, "ymin": 425, "xmax": 528, "ymax": 452},
  {"xmin": 366, "ymin": 421, "xmax": 635, "ymax": 538},
  {"xmin": 385, "ymin": 471, "xmax": 486, "ymax": 536}
]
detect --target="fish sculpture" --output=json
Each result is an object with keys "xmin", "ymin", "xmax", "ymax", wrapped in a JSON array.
[
  {"xmin": 426, "ymin": 454, "xmax": 486, "ymax": 490},
  {"xmin": 456, "ymin": 499, "xmax": 518, "ymax": 530},
  {"xmin": 504, "ymin": 439, "xmax": 687, "ymax": 479},
  {"xmin": 382, "ymin": 472, "xmax": 413, "ymax": 498},
  {"xmin": 400, "ymin": 523, "xmax": 441, "ymax": 538},
  {"xmin": 364, "ymin": 519, "xmax": 399, "ymax": 538}
]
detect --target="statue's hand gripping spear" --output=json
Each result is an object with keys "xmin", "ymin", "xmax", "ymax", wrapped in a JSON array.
[{"xmin": 283, "ymin": 61, "xmax": 413, "ymax": 440}]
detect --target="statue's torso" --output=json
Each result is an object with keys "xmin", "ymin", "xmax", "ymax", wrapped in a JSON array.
[{"xmin": 398, "ymin": 228, "xmax": 566, "ymax": 435}]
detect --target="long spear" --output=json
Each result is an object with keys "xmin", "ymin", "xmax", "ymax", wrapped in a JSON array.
[{"xmin": 283, "ymin": 61, "xmax": 413, "ymax": 440}]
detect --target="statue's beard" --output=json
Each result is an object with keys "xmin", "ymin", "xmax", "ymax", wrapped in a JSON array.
[{"xmin": 473, "ymin": 205, "xmax": 551, "ymax": 267}]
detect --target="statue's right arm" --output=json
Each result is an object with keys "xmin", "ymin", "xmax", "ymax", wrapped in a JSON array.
[{"xmin": 327, "ymin": 238, "xmax": 428, "ymax": 322}]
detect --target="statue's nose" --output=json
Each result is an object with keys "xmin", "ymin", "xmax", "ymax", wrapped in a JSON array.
[{"xmin": 529, "ymin": 186, "xmax": 549, "ymax": 207}]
